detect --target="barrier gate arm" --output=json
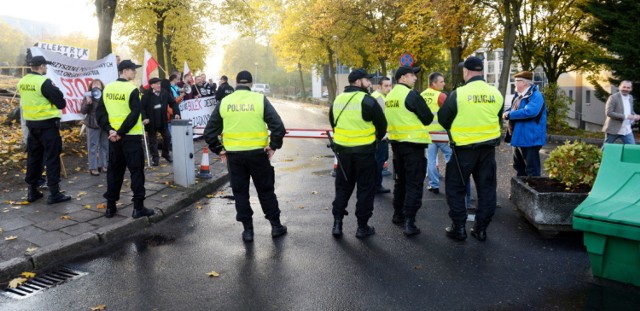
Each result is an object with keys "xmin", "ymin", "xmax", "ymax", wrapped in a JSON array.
[{"xmin": 283, "ymin": 128, "xmax": 449, "ymax": 143}]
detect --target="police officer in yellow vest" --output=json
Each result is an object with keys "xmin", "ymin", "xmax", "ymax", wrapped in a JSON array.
[
  {"xmin": 438, "ymin": 56, "xmax": 503, "ymax": 242},
  {"xmin": 385, "ymin": 66, "xmax": 434, "ymax": 236},
  {"xmin": 18, "ymin": 55, "xmax": 71, "ymax": 204},
  {"xmin": 96, "ymin": 60, "xmax": 155, "ymax": 219},
  {"xmin": 370, "ymin": 77, "xmax": 393, "ymax": 194},
  {"xmin": 329, "ymin": 69, "xmax": 387, "ymax": 239},
  {"xmin": 420, "ymin": 72, "xmax": 451, "ymax": 194},
  {"xmin": 203, "ymin": 70, "xmax": 286, "ymax": 243}
]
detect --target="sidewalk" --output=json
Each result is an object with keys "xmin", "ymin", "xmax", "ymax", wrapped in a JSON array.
[{"xmin": 0, "ymin": 141, "xmax": 228, "ymax": 281}]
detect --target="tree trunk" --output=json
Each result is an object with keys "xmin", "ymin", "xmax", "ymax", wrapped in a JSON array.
[
  {"xmin": 324, "ymin": 63, "xmax": 337, "ymax": 103},
  {"xmin": 297, "ymin": 62, "xmax": 307, "ymax": 98},
  {"xmin": 155, "ymin": 18, "xmax": 166, "ymax": 79},
  {"xmin": 497, "ymin": 0, "xmax": 522, "ymax": 98},
  {"xmin": 379, "ymin": 57, "xmax": 387, "ymax": 78},
  {"xmin": 95, "ymin": 0, "xmax": 116, "ymax": 59},
  {"xmin": 449, "ymin": 46, "xmax": 463, "ymax": 88}
]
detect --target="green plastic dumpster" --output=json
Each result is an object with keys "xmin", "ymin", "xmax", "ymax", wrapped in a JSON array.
[{"xmin": 573, "ymin": 144, "xmax": 640, "ymax": 286}]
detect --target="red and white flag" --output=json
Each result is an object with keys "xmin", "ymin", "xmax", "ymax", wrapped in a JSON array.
[
  {"xmin": 183, "ymin": 61, "xmax": 194, "ymax": 85},
  {"xmin": 142, "ymin": 49, "xmax": 159, "ymax": 89}
]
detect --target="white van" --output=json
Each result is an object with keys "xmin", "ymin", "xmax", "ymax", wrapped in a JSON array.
[{"xmin": 251, "ymin": 83, "xmax": 271, "ymax": 95}]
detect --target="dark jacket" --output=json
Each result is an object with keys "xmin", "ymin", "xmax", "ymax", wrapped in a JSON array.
[
  {"xmin": 24, "ymin": 72, "xmax": 66, "ymax": 128},
  {"xmin": 80, "ymin": 95, "xmax": 100, "ymax": 129},
  {"xmin": 204, "ymin": 85, "xmax": 285, "ymax": 155},
  {"xmin": 438, "ymin": 76, "xmax": 503, "ymax": 148},
  {"xmin": 96, "ymin": 78, "xmax": 142, "ymax": 136},
  {"xmin": 215, "ymin": 82, "xmax": 234, "ymax": 102},
  {"xmin": 141, "ymin": 88, "xmax": 180, "ymax": 130},
  {"xmin": 329, "ymin": 85, "xmax": 387, "ymax": 154}
]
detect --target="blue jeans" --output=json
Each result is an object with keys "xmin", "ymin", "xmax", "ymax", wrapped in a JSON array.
[
  {"xmin": 604, "ymin": 133, "xmax": 635, "ymax": 145},
  {"xmin": 513, "ymin": 146, "xmax": 542, "ymax": 177},
  {"xmin": 426, "ymin": 142, "xmax": 452, "ymax": 189}
]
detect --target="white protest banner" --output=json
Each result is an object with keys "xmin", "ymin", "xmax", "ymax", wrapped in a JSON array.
[
  {"xmin": 177, "ymin": 97, "xmax": 217, "ymax": 138},
  {"xmin": 35, "ymin": 42, "xmax": 90, "ymax": 60},
  {"xmin": 30, "ymin": 47, "xmax": 118, "ymax": 122}
]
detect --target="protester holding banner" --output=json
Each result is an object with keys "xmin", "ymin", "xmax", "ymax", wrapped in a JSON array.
[
  {"xmin": 142, "ymin": 77, "xmax": 180, "ymax": 166},
  {"xmin": 96, "ymin": 60, "xmax": 155, "ymax": 219},
  {"xmin": 18, "ymin": 55, "xmax": 72, "ymax": 204},
  {"xmin": 80, "ymin": 79, "xmax": 109, "ymax": 176}
]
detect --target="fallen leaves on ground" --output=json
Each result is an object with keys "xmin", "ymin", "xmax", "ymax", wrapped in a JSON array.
[
  {"xmin": 206, "ymin": 271, "xmax": 220, "ymax": 277},
  {"xmin": 5, "ymin": 235, "xmax": 17, "ymax": 241},
  {"xmin": 90, "ymin": 305, "xmax": 107, "ymax": 311},
  {"xmin": 413, "ymin": 264, "xmax": 423, "ymax": 270},
  {"xmin": 60, "ymin": 215, "xmax": 72, "ymax": 220},
  {"xmin": 96, "ymin": 203, "xmax": 106, "ymax": 209},
  {"xmin": 25, "ymin": 247, "xmax": 38, "ymax": 253},
  {"xmin": 21, "ymin": 272, "xmax": 35, "ymax": 278},
  {"xmin": 8, "ymin": 277, "xmax": 27, "ymax": 288},
  {"xmin": 4, "ymin": 200, "xmax": 29, "ymax": 205},
  {"xmin": 297, "ymin": 206, "xmax": 304, "ymax": 209},
  {"xmin": 196, "ymin": 205, "xmax": 203, "ymax": 209},
  {"xmin": 311, "ymin": 191, "xmax": 318, "ymax": 195},
  {"xmin": 84, "ymin": 204, "xmax": 92, "ymax": 209},
  {"xmin": 77, "ymin": 191, "xmax": 87, "ymax": 197}
]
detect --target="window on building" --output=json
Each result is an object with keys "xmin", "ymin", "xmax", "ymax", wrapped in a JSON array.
[
  {"xmin": 569, "ymin": 90, "xmax": 573, "ymax": 99},
  {"xmin": 487, "ymin": 62, "xmax": 495, "ymax": 74},
  {"xmin": 586, "ymin": 90, "xmax": 591, "ymax": 104}
]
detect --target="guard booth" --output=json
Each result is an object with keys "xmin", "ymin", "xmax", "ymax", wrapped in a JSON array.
[
  {"xmin": 573, "ymin": 144, "xmax": 640, "ymax": 286},
  {"xmin": 171, "ymin": 119, "xmax": 196, "ymax": 187}
]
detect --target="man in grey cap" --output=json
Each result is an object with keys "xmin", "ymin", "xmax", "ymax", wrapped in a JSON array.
[
  {"xmin": 17, "ymin": 55, "xmax": 72, "ymax": 204},
  {"xmin": 96, "ymin": 59, "xmax": 155, "ymax": 219},
  {"xmin": 384, "ymin": 66, "xmax": 433, "ymax": 236},
  {"xmin": 329, "ymin": 68, "xmax": 387, "ymax": 238},
  {"xmin": 438, "ymin": 56, "xmax": 503, "ymax": 242},
  {"xmin": 204, "ymin": 70, "xmax": 287, "ymax": 242}
]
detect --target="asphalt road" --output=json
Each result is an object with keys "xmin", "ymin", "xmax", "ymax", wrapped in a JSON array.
[{"xmin": 1, "ymin": 99, "xmax": 639, "ymax": 311}]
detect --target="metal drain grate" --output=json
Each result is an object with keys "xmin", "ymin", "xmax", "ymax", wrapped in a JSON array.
[{"xmin": 2, "ymin": 266, "xmax": 87, "ymax": 299}]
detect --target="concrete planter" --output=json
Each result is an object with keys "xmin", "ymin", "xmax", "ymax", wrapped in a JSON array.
[{"xmin": 510, "ymin": 176, "xmax": 588, "ymax": 236}]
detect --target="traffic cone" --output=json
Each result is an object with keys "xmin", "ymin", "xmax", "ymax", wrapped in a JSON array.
[{"xmin": 198, "ymin": 147, "xmax": 213, "ymax": 179}]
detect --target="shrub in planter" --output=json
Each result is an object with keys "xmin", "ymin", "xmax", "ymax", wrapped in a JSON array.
[{"xmin": 544, "ymin": 140, "xmax": 602, "ymax": 191}]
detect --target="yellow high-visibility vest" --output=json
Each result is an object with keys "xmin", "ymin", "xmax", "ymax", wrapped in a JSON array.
[
  {"xmin": 421, "ymin": 88, "xmax": 445, "ymax": 132},
  {"xmin": 18, "ymin": 74, "xmax": 61, "ymax": 121},
  {"xmin": 332, "ymin": 91, "xmax": 375, "ymax": 147},
  {"xmin": 220, "ymin": 90, "xmax": 268, "ymax": 151},
  {"xmin": 451, "ymin": 80, "xmax": 503, "ymax": 146},
  {"xmin": 384, "ymin": 84, "xmax": 431, "ymax": 143},
  {"xmin": 103, "ymin": 81, "xmax": 143, "ymax": 135},
  {"xmin": 370, "ymin": 90, "xmax": 385, "ymax": 101}
]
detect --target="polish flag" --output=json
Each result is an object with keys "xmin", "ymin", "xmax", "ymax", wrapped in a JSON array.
[
  {"xmin": 142, "ymin": 49, "xmax": 159, "ymax": 89},
  {"xmin": 183, "ymin": 61, "xmax": 194, "ymax": 85}
]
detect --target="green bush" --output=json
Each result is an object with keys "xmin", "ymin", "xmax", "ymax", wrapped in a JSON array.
[
  {"xmin": 544, "ymin": 141, "xmax": 602, "ymax": 190},
  {"xmin": 541, "ymin": 83, "xmax": 571, "ymax": 132}
]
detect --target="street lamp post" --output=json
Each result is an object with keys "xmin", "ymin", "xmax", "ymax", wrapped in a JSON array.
[
  {"xmin": 333, "ymin": 36, "xmax": 339, "ymax": 95},
  {"xmin": 254, "ymin": 62, "xmax": 259, "ymax": 83}
]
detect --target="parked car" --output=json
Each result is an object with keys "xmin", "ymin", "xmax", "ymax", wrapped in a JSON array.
[{"xmin": 251, "ymin": 83, "xmax": 271, "ymax": 95}]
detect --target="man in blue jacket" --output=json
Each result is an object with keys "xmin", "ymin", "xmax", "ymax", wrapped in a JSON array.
[{"xmin": 502, "ymin": 71, "xmax": 547, "ymax": 176}]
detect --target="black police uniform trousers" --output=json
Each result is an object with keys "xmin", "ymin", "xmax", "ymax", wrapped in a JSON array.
[
  {"xmin": 391, "ymin": 143, "xmax": 427, "ymax": 217},
  {"xmin": 104, "ymin": 135, "xmax": 146, "ymax": 202},
  {"xmin": 147, "ymin": 127, "xmax": 172, "ymax": 160},
  {"xmin": 228, "ymin": 151, "xmax": 280, "ymax": 223},
  {"xmin": 445, "ymin": 145, "xmax": 497, "ymax": 226},
  {"xmin": 25, "ymin": 126, "xmax": 62, "ymax": 188},
  {"xmin": 332, "ymin": 152, "xmax": 376, "ymax": 225}
]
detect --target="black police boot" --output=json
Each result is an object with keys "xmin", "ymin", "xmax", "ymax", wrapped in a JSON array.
[
  {"xmin": 332, "ymin": 219, "xmax": 343, "ymax": 237},
  {"xmin": 27, "ymin": 186, "xmax": 43, "ymax": 203},
  {"xmin": 355, "ymin": 225, "xmax": 375, "ymax": 239},
  {"xmin": 392, "ymin": 211, "xmax": 405, "ymax": 224},
  {"xmin": 270, "ymin": 218, "xmax": 288, "ymax": 238},
  {"xmin": 47, "ymin": 184, "xmax": 71, "ymax": 204},
  {"xmin": 132, "ymin": 199, "xmax": 155, "ymax": 218},
  {"xmin": 404, "ymin": 217, "xmax": 421, "ymax": 236},
  {"xmin": 445, "ymin": 223, "xmax": 467, "ymax": 241},
  {"xmin": 105, "ymin": 200, "xmax": 117, "ymax": 218},
  {"xmin": 242, "ymin": 221, "xmax": 254, "ymax": 242},
  {"xmin": 471, "ymin": 223, "xmax": 487, "ymax": 242}
]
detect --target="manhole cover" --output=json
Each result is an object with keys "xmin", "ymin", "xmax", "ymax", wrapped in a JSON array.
[{"xmin": 2, "ymin": 267, "xmax": 86, "ymax": 299}]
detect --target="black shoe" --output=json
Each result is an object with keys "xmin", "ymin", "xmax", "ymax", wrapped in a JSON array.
[
  {"xmin": 132, "ymin": 207, "xmax": 155, "ymax": 218},
  {"xmin": 470, "ymin": 225, "xmax": 487, "ymax": 241},
  {"xmin": 404, "ymin": 217, "xmax": 421, "ymax": 236},
  {"xmin": 272, "ymin": 225, "xmax": 288, "ymax": 238},
  {"xmin": 47, "ymin": 192, "xmax": 71, "ymax": 204},
  {"xmin": 105, "ymin": 201, "xmax": 117, "ymax": 218},
  {"xmin": 163, "ymin": 155, "xmax": 173, "ymax": 163},
  {"xmin": 151, "ymin": 159, "xmax": 159, "ymax": 166},
  {"xmin": 445, "ymin": 223, "xmax": 467, "ymax": 241},
  {"xmin": 27, "ymin": 188, "xmax": 43, "ymax": 202},
  {"xmin": 355, "ymin": 225, "xmax": 375, "ymax": 239},
  {"xmin": 428, "ymin": 188, "xmax": 440, "ymax": 194},
  {"xmin": 242, "ymin": 229, "xmax": 254, "ymax": 242},
  {"xmin": 392, "ymin": 213, "xmax": 405, "ymax": 224},
  {"xmin": 376, "ymin": 187, "xmax": 391, "ymax": 194},
  {"xmin": 332, "ymin": 220, "xmax": 343, "ymax": 237}
]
